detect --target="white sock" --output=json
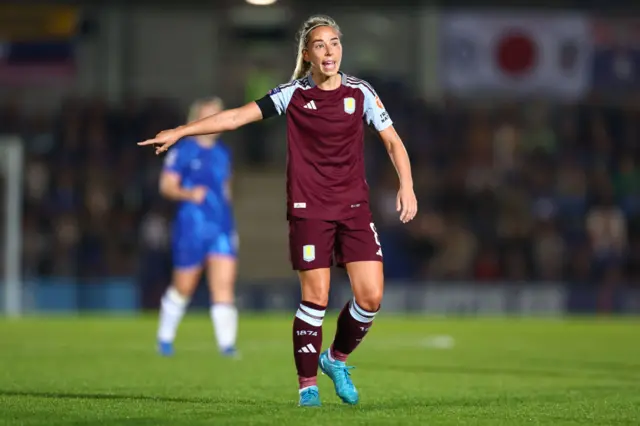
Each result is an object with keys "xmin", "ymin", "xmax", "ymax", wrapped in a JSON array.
[
  {"xmin": 157, "ymin": 287, "xmax": 189, "ymax": 342},
  {"xmin": 210, "ymin": 303, "xmax": 238, "ymax": 350}
]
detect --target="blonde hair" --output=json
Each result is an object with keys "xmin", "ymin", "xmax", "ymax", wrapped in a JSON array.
[
  {"xmin": 291, "ymin": 15, "xmax": 341, "ymax": 81},
  {"xmin": 187, "ymin": 96, "xmax": 224, "ymax": 123}
]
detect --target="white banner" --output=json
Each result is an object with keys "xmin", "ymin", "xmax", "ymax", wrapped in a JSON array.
[{"xmin": 439, "ymin": 11, "xmax": 593, "ymax": 99}]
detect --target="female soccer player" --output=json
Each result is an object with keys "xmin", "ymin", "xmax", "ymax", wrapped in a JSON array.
[
  {"xmin": 140, "ymin": 16, "xmax": 417, "ymax": 406},
  {"xmin": 155, "ymin": 97, "xmax": 239, "ymax": 358}
]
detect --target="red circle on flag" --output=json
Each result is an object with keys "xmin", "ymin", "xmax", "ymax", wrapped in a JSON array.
[{"xmin": 496, "ymin": 31, "xmax": 537, "ymax": 77}]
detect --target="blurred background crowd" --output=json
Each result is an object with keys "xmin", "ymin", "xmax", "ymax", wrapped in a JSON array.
[
  {"xmin": 8, "ymin": 87, "xmax": 640, "ymax": 289},
  {"xmin": 368, "ymin": 92, "xmax": 640, "ymax": 288},
  {"xmin": 0, "ymin": 3, "xmax": 638, "ymax": 311}
]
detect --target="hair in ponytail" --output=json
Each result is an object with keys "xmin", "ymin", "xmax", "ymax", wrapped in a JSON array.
[{"xmin": 291, "ymin": 15, "xmax": 341, "ymax": 81}]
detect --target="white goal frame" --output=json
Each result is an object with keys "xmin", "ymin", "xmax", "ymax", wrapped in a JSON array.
[{"xmin": 0, "ymin": 136, "xmax": 24, "ymax": 317}]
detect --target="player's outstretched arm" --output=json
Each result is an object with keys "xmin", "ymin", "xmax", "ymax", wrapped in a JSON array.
[
  {"xmin": 378, "ymin": 125, "xmax": 418, "ymax": 223},
  {"xmin": 159, "ymin": 172, "xmax": 206, "ymax": 204},
  {"xmin": 138, "ymin": 102, "xmax": 264, "ymax": 154}
]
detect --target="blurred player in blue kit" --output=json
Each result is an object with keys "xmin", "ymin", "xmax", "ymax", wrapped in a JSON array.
[{"xmin": 156, "ymin": 97, "xmax": 239, "ymax": 358}]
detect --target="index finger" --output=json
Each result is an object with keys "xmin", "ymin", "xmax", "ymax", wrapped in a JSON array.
[{"xmin": 137, "ymin": 139, "xmax": 162, "ymax": 146}]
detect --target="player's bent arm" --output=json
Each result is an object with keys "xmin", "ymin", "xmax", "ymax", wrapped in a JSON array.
[
  {"xmin": 175, "ymin": 102, "xmax": 264, "ymax": 138},
  {"xmin": 159, "ymin": 171, "xmax": 195, "ymax": 201},
  {"xmin": 378, "ymin": 125, "xmax": 414, "ymax": 189}
]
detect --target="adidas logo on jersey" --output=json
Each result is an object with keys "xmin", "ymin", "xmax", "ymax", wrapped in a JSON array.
[
  {"xmin": 297, "ymin": 343, "xmax": 317, "ymax": 353},
  {"xmin": 303, "ymin": 100, "xmax": 317, "ymax": 110}
]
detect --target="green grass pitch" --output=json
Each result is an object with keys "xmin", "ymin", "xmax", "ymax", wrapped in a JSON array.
[{"xmin": 1, "ymin": 314, "xmax": 639, "ymax": 425}]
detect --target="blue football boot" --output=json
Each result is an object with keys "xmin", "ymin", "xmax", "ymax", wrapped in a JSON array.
[
  {"xmin": 319, "ymin": 350, "xmax": 359, "ymax": 405},
  {"xmin": 298, "ymin": 385, "xmax": 321, "ymax": 407}
]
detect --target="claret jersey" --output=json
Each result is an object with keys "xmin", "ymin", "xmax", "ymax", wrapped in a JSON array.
[{"xmin": 256, "ymin": 72, "xmax": 392, "ymax": 220}]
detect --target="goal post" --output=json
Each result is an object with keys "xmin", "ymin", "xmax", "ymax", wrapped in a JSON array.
[{"xmin": 0, "ymin": 136, "xmax": 24, "ymax": 317}]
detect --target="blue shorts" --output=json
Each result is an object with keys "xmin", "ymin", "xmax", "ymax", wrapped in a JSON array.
[{"xmin": 172, "ymin": 229, "xmax": 238, "ymax": 269}]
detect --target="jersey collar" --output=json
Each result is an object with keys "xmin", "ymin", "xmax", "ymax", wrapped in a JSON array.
[{"xmin": 305, "ymin": 71, "xmax": 347, "ymax": 88}]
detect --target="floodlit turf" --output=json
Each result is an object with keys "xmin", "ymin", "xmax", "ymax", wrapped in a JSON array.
[{"xmin": 1, "ymin": 315, "xmax": 639, "ymax": 425}]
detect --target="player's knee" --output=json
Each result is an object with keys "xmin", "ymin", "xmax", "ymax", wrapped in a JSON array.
[
  {"xmin": 302, "ymin": 280, "xmax": 329, "ymax": 306},
  {"xmin": 209, "ymin": 277, "xmax": 234, "ymax": 303},
  {"xmin": 172, "ymin": 269, "xmax": 201, "ymax": 297},
  {"xmin": 355, "ymin": 291, "xmax": 383, "ymax": 312},
  {"xmin": 301, "ymin": 288, "xmax": 329, "ymax": 307},
  {"xmin": 299, "ymin": 271, "xmax": 330, "ymax": 306},
  {"xmin": 171, "ymin": 281, "xmax": 189, "ymax": 296}
]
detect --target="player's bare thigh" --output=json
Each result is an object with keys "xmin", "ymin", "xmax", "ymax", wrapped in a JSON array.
[
  {"xmin": 345, "ymin": 261, "xmax": 384, "ymax": 312},
  {"xmin": 205, "ymin": 255, "xmax": 237, "ymax": 304},
  {"xmin": 298, "ymin": 268, "xmax": 331, "ymax": 307},
  {"xmin": 289, "ymin": 217, "xmax": 335, "ymax": 306},
  {"xmin": 336, "ymin": 211, "xmax": 384, "ymax": 311},
  {"xmin": 172, "ymin": 266, "xmax": 203, "ymax": 298}
]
